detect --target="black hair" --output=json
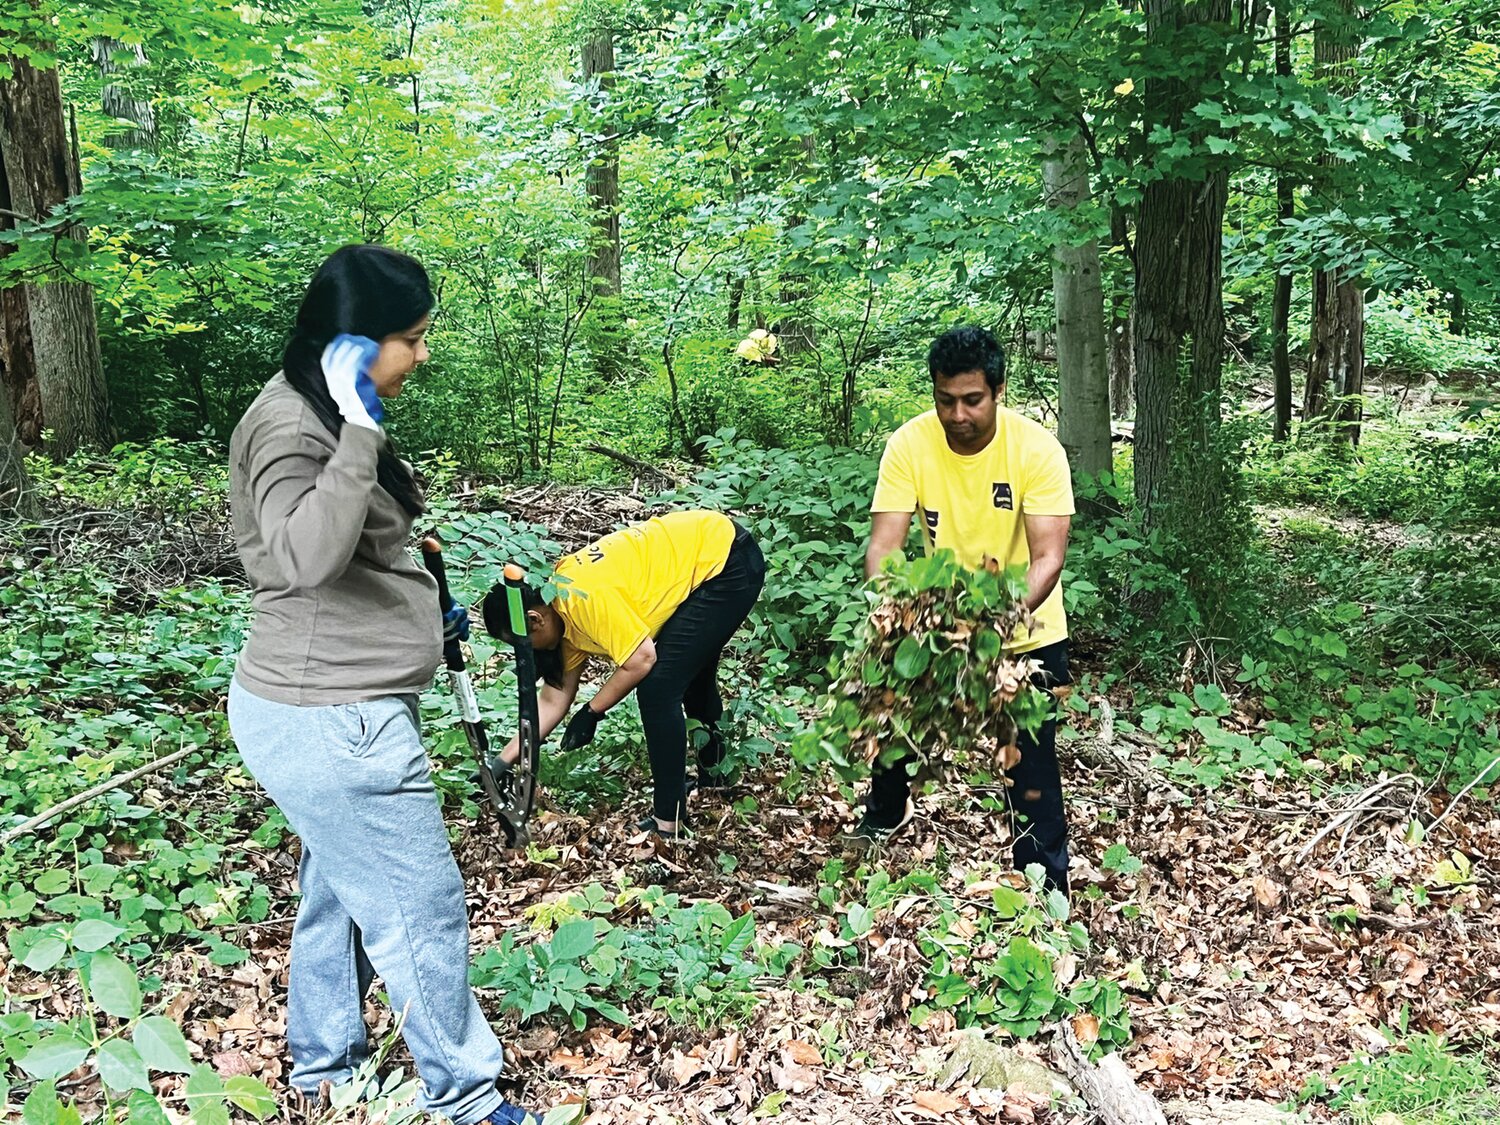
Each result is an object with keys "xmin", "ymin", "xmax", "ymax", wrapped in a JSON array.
[
  {"xmin": 282, "ymin": 244, "xmax": 432, "ymax": 518},
  {"xmin": 482, "ymin": 580, "xmax": 565, "ymax": 689},
  {"xmin": 927, "ymin": 325, "xmax": 1006, "ymax": 392}
]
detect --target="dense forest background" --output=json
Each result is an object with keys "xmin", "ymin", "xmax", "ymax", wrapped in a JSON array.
[{"xmin": 2, "ymin": 1, "xmax": 1499, "ymax": 1122}]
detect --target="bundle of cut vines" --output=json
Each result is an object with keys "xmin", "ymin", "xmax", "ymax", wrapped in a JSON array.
[{"xmin": 796, "ymin": 550, "xmax": 1053, "ymax": 784}]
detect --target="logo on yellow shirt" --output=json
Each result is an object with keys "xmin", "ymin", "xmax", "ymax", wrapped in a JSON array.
[
  {"xmin": 992, "ymin": 482, "xmax": 1013, "ymax": 510},
  {"xmin": 922, "ymin": 507, "xmax": 940, "ymax": 535}
]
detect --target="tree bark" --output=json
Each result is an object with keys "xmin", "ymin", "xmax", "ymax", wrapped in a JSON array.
[
  {"xmin": 92, "ymin": 38, "xmax": 156, "ymax": 150},
  {"xmin": 1304, "ymin": 0, "xmax": 1364, "ymax": 445},
  {"xmin": 582, "ymin": 29, "xmax": 620, "ymax": 298},
  {"xmin": 1447, "ymin": 292, "xmax": 1465, "ymax": 336},
  {"xmin": 1108, "ymin": 205, "xmax": 1134, "ymax": 421},
  {"xmin": 1270, "ymin": 3, "xmax": 1294, "ymax": 443},
  {"xmin": 1133, "ymin": 0, "xmax": 1230, "ymax": 530},
  {"xmin": 0, "ymin": 357, "xmax": 30, "ymax": 512},
  {"xmin": 0, "ymin": 48, "xmax": 110, "ymax": 459},
  {"xmin": 775, "ymin": 134, "xmax": 818, "ymax": 356},
  {"xmin": 1043, "ymin": 132, "xmax": 1111, "ymax": 482}
]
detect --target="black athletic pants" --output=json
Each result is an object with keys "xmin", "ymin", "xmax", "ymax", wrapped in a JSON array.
[
  {"xmin": 637, "ymin": 524, "xmax": 766, "ymax": 823},
  {"xmin": 864, "ymin": 639, "xmax": 1072, "ymax": 893}
]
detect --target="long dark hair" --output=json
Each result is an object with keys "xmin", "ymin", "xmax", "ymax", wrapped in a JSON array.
[{"xmin": 282, "ymin": 244, "xmax": 432, "ymax": 517}]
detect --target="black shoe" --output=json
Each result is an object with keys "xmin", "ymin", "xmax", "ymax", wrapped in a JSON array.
[
  {"xmin": 848, "ymin": 797, "xmax": 916, "ymax": 844},
  {"xmin": 635, "ymin": 814, "xmax": 694, "ymax": 841}
]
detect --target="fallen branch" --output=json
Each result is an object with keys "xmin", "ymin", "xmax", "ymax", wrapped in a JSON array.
[
  {"xmin": 1074, "ymin": 698, "xmax": 1191, "ymax": 804},
  {"xmin": 1, "ymin": 746, "xmax": 194, "ymax": 844},
  {"xmin": 1295, "ymin": 774, "xmax": 1420, "ymax": 864},
  {"xmin": 750, "ymin": 879, "xmax": 817, "ymax": 905},
  {"xmin": 584, "ymin": 444, "xmax": 686, "ymax": 488},
  {"xmin": 1357, "ymin": 911, "xmax": 1438, "ymax": 934},
  {"xmin": 1426, "ymin": 754, "xmax": 1500, "ymax": 837},
  {"xmin": 1050, "ymin": 1020, "xmax": 1166, "ymax": 1125}
]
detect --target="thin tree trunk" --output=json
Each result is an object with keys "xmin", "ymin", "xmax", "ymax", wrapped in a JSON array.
[
  {"xmin": 776, "ymin": 134, "xmax": 818, "ymax": 356},
  {"xmin": 1133, "ymin": 0, "xmax": 1230, "ymax": 530},
  {"xmin": 582, "ymin": 29, "xmax": 621, "ymax": 298},
  {"xmin": 1447, "ymin": 292, "xmax": 1465, "ymax": 335},
  {"xmin": 92, "ymin": 38, "xmax": 156, "ymax": 150},
  {"xmin": 1304, "ymin": 0, "xmax": 1364, "ymax": 445},
  {"xmin": 0, "ymin": 354, "xmax": 30, "ymax": 512},
  {"xmin": 1271, "ymin": 3, "xmax": 1294, "ymax": 443},
  {"xmin": 1043, "ymin": 132, "xmax": 1111, "ymax": 482},
  {"xmin": 727, "ymin": 273, "xmax": 744, "ymax": 332},
  {"xmin": 1271, "ymin": 271, "xmax": 1293, "ymax": 442},
  {"xmin": 0, "ymin": 48, "xmax": 110, "ymax": 459},
  {"xmin": 1108, "ymin": 206, "xmax": 1134, "ymax": 421}
]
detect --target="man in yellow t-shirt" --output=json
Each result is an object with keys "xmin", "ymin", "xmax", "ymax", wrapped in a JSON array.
[
  {"xmin": 861, "ymin": 325, "xmax": 1076, "ymax": 893},
  {"xmin": 497, "ymin": 510, "xmax": 765, "ymax": 837}
]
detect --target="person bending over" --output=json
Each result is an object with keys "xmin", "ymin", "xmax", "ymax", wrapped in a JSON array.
[{"xmin": 496, "ymin": 511, "xmax": 765, "ymax": 837}]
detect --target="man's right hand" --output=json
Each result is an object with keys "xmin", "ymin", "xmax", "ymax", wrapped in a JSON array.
[{"xmin": 322, "ymin": 334, "xmax": 384, "ymax": 431}]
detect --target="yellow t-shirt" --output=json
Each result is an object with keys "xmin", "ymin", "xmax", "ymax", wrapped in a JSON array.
[
  {"xmin": 554, "ymin": 510, "xmax": 737, "ymax": 674},
  {"xmin": 870, "ymin": 408, "xmax": 1074, "ymax": 652}
]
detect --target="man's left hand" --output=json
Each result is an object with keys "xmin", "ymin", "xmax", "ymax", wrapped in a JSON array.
[{"xmin": 559, "ymin": 704, "xmax": 603, "ymax": 751}]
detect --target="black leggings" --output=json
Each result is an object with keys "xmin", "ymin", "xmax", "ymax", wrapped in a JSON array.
[
  {"xmin": 866, "ymin": 639, "xmax": 1072, "ymax": 892},
  {"xmin": 637, "ymin": 525, "xmax": 766, "ymax": 822}
]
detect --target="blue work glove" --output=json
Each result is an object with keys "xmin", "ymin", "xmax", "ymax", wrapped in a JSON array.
[
  {"xmin": 321, "ymin": 333, "xmax": 384, "ymax": 430},
  {"xmin": 559, "ymin": 704, "xmax": 603, "ymax": 752},
  {"xmin": 442, "ymin": 603, "xmax": 471, "ymax": 644}
]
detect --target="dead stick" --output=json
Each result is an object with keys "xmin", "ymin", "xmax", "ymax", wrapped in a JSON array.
[
  {"xmin": 1, "ymin": 746, "xmax": 194, "ymax": 844},
  {"xmin": 584, "ymin": 443, "xmax": 685, "ymax": 487}
]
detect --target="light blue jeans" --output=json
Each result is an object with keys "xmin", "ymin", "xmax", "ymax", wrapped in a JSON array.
[{"xmin": 228, "ymin": 677, "xmax": 505, "ymax": 1125}]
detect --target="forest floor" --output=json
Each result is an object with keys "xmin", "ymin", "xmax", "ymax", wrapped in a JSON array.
[
  {"xmin": 174, "ymin": 706, "xmax": 1495, "ymax": 1125},
  {"xmin": 6, "ymin": 466, "xmax": 1499, "ymax": 1125}
]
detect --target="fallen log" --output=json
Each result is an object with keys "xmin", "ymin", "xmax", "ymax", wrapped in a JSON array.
[
  {"xmin": 584, "ymin": 443, "xmax": 686, "ymax": 488},
  {"xmin": 1050, "ymin": 1020, "xmax": 1166, "ymax": 1125}
]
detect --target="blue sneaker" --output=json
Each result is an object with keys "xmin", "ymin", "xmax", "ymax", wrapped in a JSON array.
[{"xmin": 483, "ymin": 1100, "xmax": 540, "ymax": 1125}]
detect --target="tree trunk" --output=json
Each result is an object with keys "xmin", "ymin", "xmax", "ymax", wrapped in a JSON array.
[
  {"xmin": 1447, "ymin": 292, "xmax": 1465, "ymax": 336},
  {"xmin": 1271, "ymin": 270, "xmax": 1293, "ymax": 442},
  {"xmin": 776, "ymin": 134, "xmax": 818, "ymax": 356},
  {"xmin": 1304, "ymin": 0, "xmax": 1364, "ymax": 445},
  {"xmin": 582, "ymin": 29, "xmax": 620, "ymax": 298},
  {"xmin": 1042, "ymin": 132, "xmax": 1111, "ymax": 482},
  {"xmin": 1133, "ymin": 0, "xmax": 1230, "ymax": 531},
  {"xmin": 1108, "ymin": 206, "xmax": 1134, "ymax": 421},
  {"xmin": 92, "ymin": 38, "xmax": 156, "ymax": 150},
  {"xmin": 727, "ymin": 273, "xmax": 743, "ymax": 332},
  {"xmin": 0, "ymin": 49, "xmax": 110, "ymax": 459},
  {"xmin": 0, "ymin": 351, "xmax": 31, "ymax": 512},
  {"xmin": 1270, "ymin": 3, "xmax": 1294, "ymax": 443},
  {"xmin": 1308, "ymin": 271, "xmax": 1364, "ymax": 441}
]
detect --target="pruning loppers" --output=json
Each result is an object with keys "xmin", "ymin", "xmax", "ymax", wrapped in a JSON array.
[{"xmin": 421, "ymin": 538, "xmax": 541, "ymax": 848}]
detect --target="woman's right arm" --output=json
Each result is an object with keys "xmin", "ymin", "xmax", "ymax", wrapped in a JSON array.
[
  {"xmin": 501, "ymin": 663, "xmax": 581, "ymax": 763},
  {"xmin": 246, "ymin": 420, "xmax": 382, "ymax": 588}
]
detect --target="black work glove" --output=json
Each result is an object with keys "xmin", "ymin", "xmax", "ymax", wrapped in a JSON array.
[{"xmin": 559, "ymin": 704, "xmax": 603, "ymax": 751}]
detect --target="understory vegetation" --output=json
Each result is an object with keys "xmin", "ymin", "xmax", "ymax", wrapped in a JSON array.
[
  {"xmin": 5, "ymin": 383, "xmax": 1500, "ymax": 1121},
  {"xmin": 4, "ymin": 0, "xmax": 1500, "ymax": 1120}
]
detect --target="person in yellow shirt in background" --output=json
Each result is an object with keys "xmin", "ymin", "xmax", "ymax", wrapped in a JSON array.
[
  {"xmin": 499, "ymin": 511, "xmax": 765, "ymax": 837},
  {"xmin": 860, "ymin": 326, "xmax": 1076, "ymax": 894}
]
